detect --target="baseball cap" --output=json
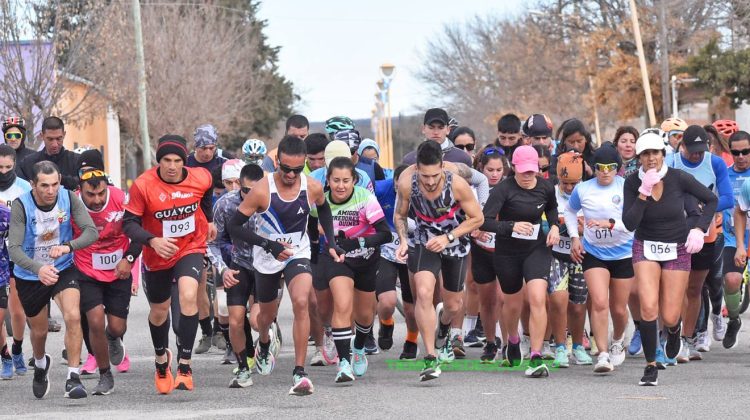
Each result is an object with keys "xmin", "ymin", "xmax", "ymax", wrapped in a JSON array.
[
  {"xmin": 682, "ymin": 125, "xmax": 709, "ymax": 154},
  {"xmin": 635, "ymin": 132, "xmax": 666, "ymax": 155},
  {"xmin": 423, "ymin": 108, "xmax": 449, "ymax": 126},
  {"xmin": 222, "ymin": 159, "xmax": 244, "ymax": 181},
  {"xmin": 556, "ymin": 151, "xmax": 584, "ymax": 182},
  {"xmin": 522, "ymin": 114, "xmax": 553, "ymax": 137},
  {"xmin": 511, "ymin": 145, "xmax": 539, "ymax": 174},
  {"xmin": 324, "ymin": 140, "xmax": 351, "ymax": 167}
]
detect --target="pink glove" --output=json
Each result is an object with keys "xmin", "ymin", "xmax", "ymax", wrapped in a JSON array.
[
  {"xmin": 685, "ymin": 228, "xmax": 705, "ymax": 254},
  {"xmin": 638, "ymin": 169, "xmax": 661, "ymax": 196}
]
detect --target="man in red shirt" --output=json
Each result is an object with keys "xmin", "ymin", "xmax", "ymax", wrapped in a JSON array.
[{"xmin": 123, "ymin": 135, "xmax": 216, "ymax": 394}]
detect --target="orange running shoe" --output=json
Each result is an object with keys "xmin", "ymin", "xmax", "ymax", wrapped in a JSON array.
[
  {"xmin": 174, "ymin": 364, "xmax": 193, "ymax": 391},
  {"xmin": 154, "ymin": 348, "xmax": 174, "ymax": 395}
]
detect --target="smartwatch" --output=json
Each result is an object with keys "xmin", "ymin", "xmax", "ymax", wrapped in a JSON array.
[
  {"xmin": 125, "ymin": 254, "xmax": 136, "ymax": 263},
  {"xmin": 358, "ymin": 237, "xmax": 366, "ymax": 249},
  {"xmin": 446, "ymin": 232, "xmax": 456, "ymax": 242}
]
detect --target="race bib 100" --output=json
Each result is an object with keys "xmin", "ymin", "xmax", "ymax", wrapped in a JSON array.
[
  {"xmin": 643, "ymin": 240, "xmax": 677, "ymax": 262},
  {"xmin": 93, "ymin": 249, "xmax": 123, "ymax": 270}
]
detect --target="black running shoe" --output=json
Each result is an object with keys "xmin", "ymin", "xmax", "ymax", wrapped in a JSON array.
[
  {"xmin": 480, "ymin": 341, "xmax": 498, "ymax": 363},
  {"xmin": 638, "ymin": 364, "xmax": 658, "ymax": 386},
  {"xmin": 506, "ymin": 340, "xmax": 522, "ymax": 367},
  {"xmin": 65, "ymin": 372, "xmax": 88, "ymax": 399},
  {"xmin": 723, "ymin": 317, "xmax": 742, "ymax": 349},
  {"xmin": 32, "ymin": 354, "xmax": 51, "ymax": 399},
  {"xmin": 399, "ymin": 341, "xmax": 418, "ymax": 360},
  {"xmin": 378, "ymin": 323, "xmax": 394, "ymax": 351},
  {"xmin": 665, "ymin": 323, "xmax": 682, "ymax": 359}
]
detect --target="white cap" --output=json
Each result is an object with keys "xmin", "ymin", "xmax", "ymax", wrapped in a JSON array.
[
  {"xmin": 324, "ymin": 140, "xmax": 351, "ymax": 167},
  {"xmin": 222, "ymin": 159, "xmax": 244, "ymax": 180},
  {"xmin": 635, "ymin": 132, "xmax": 666, "ymax": 155}
]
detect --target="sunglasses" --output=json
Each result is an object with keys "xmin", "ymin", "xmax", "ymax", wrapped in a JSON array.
[
  {"xmin": 483, "ymin": 147, "xmax": 505, "ymax": 156},
  {"xmin": 240, "ymin": 186, "xmax": 252, "ymax": 194},
  {"xmin": 4, "ymin": 132, "xmax": 22, "ymax": 140},
  {"xmin": 455, "ymin": 143, "xmax": 475, "ymax": 152},
  {"xmin": 539, "ymin": 165, "xmax": 550, "ymax": 173},
  {"xmin": 595, "ymin": 162, "xmax": 618, "ymax": 173},
  {"xmin": 731, "ymin": 148, "xmax": 750, "ymax": 156},
  {"xmin": 278, "ymin": 163, "xmax": 304, "ymax": 174},
  {"xmin": 80, "ymin": 169, "xmax": 107, "ymax": 180}
]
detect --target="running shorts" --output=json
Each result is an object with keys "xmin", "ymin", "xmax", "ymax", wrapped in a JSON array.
[
  {"xmin": 79, "ymin": 275, "xmax": 132, "ymax": 318},
  {"xmin": 226, "ymin": 264, "xmax": 255, "ymax": 307},
  {"xmin": 582, "ymin": 254, "xmax": 634, "ymax": 279},
  {"xmin": 16, "ymin": 266, "xmax": 80, "ymax": 317},
  {"xmin": 632, "ymin": 239, "xmax": 691, "ymax": 272},
  {"xmin": 407, "ymin": 244, "xmax": 467, "ymax": 293},
  {"xmin": 315, "ymin": 253, "xmax": 378, "ymax": 293},
  {"xmin": 471, "ymin": 246, "xmax": 498, "ymax": 285},
  {"xmin": 255, "ymin": 258, "xmax": 311, "ymax": 304},
  {"xmin": 493, "ymin": 244, "xmax": 551, "ymax": 295},
  {"xmin": 143, "ymin": 253, "xmax": 204, "ymax": 304}
]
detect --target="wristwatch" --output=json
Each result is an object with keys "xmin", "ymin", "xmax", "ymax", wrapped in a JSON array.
[
  {"xmin": 358, "ymin": 237, "xmax": 366, "ymax": 249},
  {"xmin": 125, "ymin": 254, "xmax": 136, "ymax": 263},
  {"xmin": 63, "ymin": 242, "xmax": 73, "ymax": 253},
  {"xmin": 608, "ymin": 218, "xmax": 616, "ymax": 230},
  {"xmin": 446, "ymin": 232, "xmax": 456, "ymax": 242}
]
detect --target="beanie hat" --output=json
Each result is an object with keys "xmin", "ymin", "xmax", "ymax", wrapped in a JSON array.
[
  {"xmin": 156, "ymin": 134, "xmax": 188, "ymax": 162},
  {"xmin": 593, "ymin": 141, "xmax": 623, "ymax": 169},
  {"xmin": 79, "ymin": 149, "xmax": 105, "ymax": 171}
]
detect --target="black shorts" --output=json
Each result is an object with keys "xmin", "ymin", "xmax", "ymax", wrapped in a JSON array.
[
  {"xmin": 407, "ymin": 244, "xmax": 467, "ymax": 293},
  {"xmin": 143, "ymin": 253, "xmax": 204, "ymax": 304},
  {"xmin": 226, "ymin": 264, "xmax": 255, "ymax": 307},
  {"xmin": 471, "ymin": 247, "xmax": 498, "ymax": 285},
  {"xmin": 722, "ymin": 246, "xmax": 745, "ymax": 274},
  {"xmin": 582, "ymin": 254, "xmax": 634, "ymax": 279},
  {"xmin": 255, "ymin": 258, "xmax": 311, "ymax": 304},
  {"xmin": 691, "ymin": 240, "xmax": 718, "ymax": 271},
  {"xmin": 0, "ymin": 284, "xmax": 8, "ymax": 310},
  {"xmin": 314, "ymin": 254, "xmax": 378, "ymax": 293},
  {"xmin": 494, "ymin": 244, "xmax": 551, "ymax": 295},
  {"xmin": 16, "ymin": 266, "xmax": 81, "ymax": 317},
  {"xmin": 376, "ymin": 257, "xmax": 409, "ymax": 297},
  {"xmin": 79, "ymin": 275, "xmax": 132, "ymax": 318}
]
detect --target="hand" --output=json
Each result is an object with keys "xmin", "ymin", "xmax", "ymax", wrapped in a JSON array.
[
  {"xmin": 638, "ymin": 169, "xmax": 661, "ymax": 197},
  {"xmin": 207, "ymin": 222, "xmax": 218, "ymax": 242},
  {"xmin": 546, "ymin": 225, "xmax": 560, "ymax": 247},
  {"xmin": 329, "ymin": 246, "xmax": 345, "ymax": 263},
  {"xmin": 131, "ymin": 278, "xmax": 139, "ymax": 296},
  {"xmin": 48, "ymin": 245, "xmax": 70, "ymax": 259},
  {"xmin": 471, "ymin": 230, "xmax": 492, "ymax": 243},
  {"xmin": 270, "ymin": 241, "xmax": 294, "ymax": 262},
  {"xmin": 735, "ymin": 247, "xmax": 748, "ymax": 268},
  {"xmin": 396, "ymin": 242, "xmax": 408, "ymax": 263},
  {"xmin": 149, "ymin": 237, "xmax": 179, "ymax": 259},
  {"xmin": 222, "ymin": 268, "xmax": 240, "ymax": 288},
  {"xmin": 426, "ymin": 234, "xmax": 450, "ymax": 253},
  {"xmin": 114, "ymin": 258, "xmax": 132, "ymax": 280},
  {"xmin": 335, "ymin": 231, "xmax": 359, "ymax": 252},
  {"xmin": 685, "ymin": 228, "xmax": 705, "ymax": 254},
  {"xmin": 512, "ymin": 221, "xmax": 535, "ymax": 236},
  {"xmin": 38, "ymin": 265, "xmax": 59, "ymax": 286},
  {"xmin": 570, "ymin": 237, "xmax": 585, "ymax": 264},
  {"xmin": 586, "ymin": 219, "xmax": 610, "ymax": 229}
]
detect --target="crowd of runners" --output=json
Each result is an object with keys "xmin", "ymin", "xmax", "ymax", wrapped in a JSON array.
[{"xmin": 0, "ymin": 109, "xmax": 748, "ymax": 399}]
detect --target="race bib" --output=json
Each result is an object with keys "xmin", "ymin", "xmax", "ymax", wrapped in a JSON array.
[
  {"xmin": 552, "ymin": 236, "xmax": 572, "ymax": 254},
  {"xmin": 643, "ymin": 240, "xmax": 677, "ymax": 262},
  {"xmin": 163, "ymin": 215, "xmax": 195, "ymax": 238},
  {"xmin": 587, "ymin": 227, "xmax": 616, "ymax": 245},
  {"xmin": 268, "ymin": 232, "xmax": 302, "ymax": 253},
  {"xmin": 511, "ymin": 224, "xmax": 540, "ymax": 241},
  {"xmin": 93, "ymin": 249, "xmax": 123, "ymax": 270}
]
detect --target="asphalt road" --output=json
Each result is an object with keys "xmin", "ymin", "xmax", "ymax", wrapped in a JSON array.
[{"xmin": 2, "ymin": 292, "xmax": 749, "ymax": 419}]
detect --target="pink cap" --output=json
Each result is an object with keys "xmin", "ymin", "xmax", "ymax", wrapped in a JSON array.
[{"xmin": 511, "ymin": 145, "xmax": 539, "ymax": 173}]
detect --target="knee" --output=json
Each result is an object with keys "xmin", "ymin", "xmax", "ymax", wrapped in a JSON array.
[
  {"xmin": 610, "ymin": 305, "xmax": 628, "ymax": 320},
  {"xmin": 63, "ymin": 309, "xmax": 81, "ymax": 326},
  {"xmin": 662, "ymin": 313, "xmax": 680, "ymax": 327},
  {"xmin": 415, "ymin": 286, "xmax": 433, "ymax": 304},
  {"xmin": 591, "ymin": 296, "xmax": 608, "ymax": 313},
  {"xmin": 724, "ymin": 274, "xmax": 741, "ymax": 292},
  {"xmin": 229, "ymin": 316, "xmax": 244, "ymax": 331},
  {"xmin": 686, "ymin": 283, "xmax": 703, "ymax": 298},
  {"xmin": 442, "ymin": 298, "xmax": 462, "ymax": 315},
  {"xmin": 109, "ymin": 324, "xmax": 127, "ymax": 337},
  {"xmin": 291, "ymin": 296, "xmax": 309, "ymax": 314},
  {"xmin": 378, "ymin": 293, "xmax": 397, "ymax": 310}
]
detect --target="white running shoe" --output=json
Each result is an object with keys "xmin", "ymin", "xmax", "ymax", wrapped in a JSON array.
[
  {"xmin": 322, "ymin": 327, "xmax": 339, "ymax": 365},
  {"xmin": 541, "ymin": 342, "xmax": 555, "ymax": 360},
  {"xmin": 676, "ymin": 337, "xmax": 690, "ymax": 363},
  {"xmin": 687, "ymin": 337, "xmax": 702, "ymax": 361},
  {"xmin": 520, "ymin": 335, "xmax": 531, "ymax": 360},
  {"xmin": 695, "ymin": 331, "xmax": 711, "ymax": 352},
  {"xmin": 593, "ymin": 353, "xmax": 614, "ymax": 373},
  {"xmin": 310, "ymin": 349, "xmax": 325, "ymax": 367},
  {"xmin": 609, "ymin": 338, "xmax": 626, "ymax": 367},
  {"xmin": 711, "ymin": 313, "xmax": 726, "ymax": 341}
]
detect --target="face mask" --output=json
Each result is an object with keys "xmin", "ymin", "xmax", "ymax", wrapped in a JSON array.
[{"xmin": 0, "ymin": 169, "xmax": 16, "ymax": 190}]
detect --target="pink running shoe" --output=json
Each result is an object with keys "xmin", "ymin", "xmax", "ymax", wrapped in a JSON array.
[
  {"xmin": 116, "ymin": 353, "xmax": 130, "ymax": 373},
  {"xmin": 80, "ymin": 354, "xmax": 97, "ymax": 375}
]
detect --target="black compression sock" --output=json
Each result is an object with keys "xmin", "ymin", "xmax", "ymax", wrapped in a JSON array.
[
  {"xmin": 333, "ymin": 327, "xmax": 352, "ymax": 362},
  {"xmin": 354, "ymin": 322, "xmax": 372, "ymax": 349},
  {"xmin": 259, "ymin": 338, "xmax": 270, "ymax": 356},
  {"xmin": 11, "ymin": 339, "xmax": 22, "ymax": 356},
  {"xmin": 199, "ymin": 317, "xmax": 213, "ymax": 337},
  {"xmin": 236, "ymin": 349, "xmax": 249, "ymax": 370},
  {"xmin": 178, "ymin": 313, "xmax": 199, "ymax": 361},
  {"xmin": 640, "ymin": 320, "xmax": 658, "ymax": 363},
  {"xmin": 244, "ymin": 317, "xmax": 255, "ymax": 354},
  {"xmin": 293, "ymin": 365, "xmax": 305, "ymax": 376},
  {"xmin": 149, "ymin": 319, "xmax": 170, "ymax": 356},
  {"xmin": 220, "ymin": 323, "xmax": 230, "ymax": 346},
  {"xmin": 1, "ymin": 345, "xmax": 10, "ymax": 359}
]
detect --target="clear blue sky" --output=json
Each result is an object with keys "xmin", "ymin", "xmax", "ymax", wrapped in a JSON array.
[{"xmin": 257, "ymin": 0, "xmax": 525, "ymax": 122}]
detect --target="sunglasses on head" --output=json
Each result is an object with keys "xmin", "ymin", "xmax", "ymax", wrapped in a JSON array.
[
  {"xmin": 539, "ymin": 165, "xmax": 550, "ymax": 173},
  {"xmin": 731, "ymin": 148, "xmax": 750, "ymax": 157},
  {"xmin": 595, "ymin": 162, "xmax": 618, "ymax": 172},
  {"xmin": 240, "ymin": 186, "xmax": 252, "ymax": 194},
  {"xmin": 79, "ymin": 169, "xmax": 107, "ymax": 180},
  {"xmin": 278, "ymin": 163, "xmax": 304, "ymax": 174},
  {"xmin": 455, "ymin": 143, "xmax": 475, "ymax": 152},
  {"xmin": 483, "ymin": 146, "xmax": 505, "ymax": 156}
]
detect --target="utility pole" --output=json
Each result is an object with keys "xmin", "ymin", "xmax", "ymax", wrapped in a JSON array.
[
  {"xmin": 659, "ymin": 0, "xmax": 671, "ymax": 118},
  {"xmin": 132, "ymin": 0, "xmax": 151, "ymax": 170},
  {"xmin": 629, "ymin": 0, "xmax": 657, "ymax": 126}
]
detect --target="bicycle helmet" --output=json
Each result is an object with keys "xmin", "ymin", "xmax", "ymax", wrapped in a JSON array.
[
  {"xmin": 324, "ymin": 116, "xmax": 355, "ymax": 138},
  {"xmin": 660, "ymin": 117, "xmax": 687, "ymax": 134},
  {"xmin": 333, "ymin": 129, "xmax": 361, "ymax": 154},
  {"xmin": 713, "ymin": 119, "xmax": 739, "ymax": 139},
  {"xmin": 242, "ymin": 138, "xmax": 267, "ymax": 165},
  {"xmin": 2, "ymin": 116, "xmax": 26, "ymax": 133}
]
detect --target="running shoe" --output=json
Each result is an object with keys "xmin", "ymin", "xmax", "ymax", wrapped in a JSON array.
[
  {"xmin": 723, "ymin": 317, "xmax": 742, "ymax": 349},
  {"xmin": 589, "ymin": 337, "xmax": 599, "ymax": 356},
  {"xmin": 451, "ymin": 335, "xmax": 466, "ymax": 359},
  {"xmin": 687, "ymin": 336, "xmax": 702, "ymax": 361},
  {"xmin": 80, "ymin": 353, "xmax": 97, "ymax": 375},
  {"xmin": 289, "ymin": 370, "xmax": 314, "ymax": 396},
  {"xmin": 269, "ymin": 327, "xmax": 281, "ymax": 359},
  {"xmin": 593, "ymin": 353, "xmax": 613, "ymax": 373},
  {"xmin": 676, "ymin": 338, "xmax": 690, "ymax": 363},
  {"xmin": 437, "ymin": 334, "xmax": 455, "ymax": 364},
  {"xmin": 572, "ymin": 346, "xmax": 592, "ymax": 365},
  {"xmin": 364, "ymin": 330, "xmax": 379, "ymax": 355},
  {"xmin": 107, "ymin": 333, "xmax": 125, "ymax": 366},
  {"xmin": 213, "ymin": 331, "xmax": 227, "ymax": 350},
  {"xmin": 554, "ymin": 345, "xmax": 569, "ymax": 368},
  {"xmin": 638, "ymin": 364, "xmax": 658, "ymax": 386},
  {"xmin": 655, "ymin": 345, "xmax": 667, "ymax": 370},
  {"xmin": 480, "ymin": 341, "xmax": 498, "ymax": 364},
  {"xmin": 434, "ymin": 303, "xmax": 446, "ymax": 349},
  {"xmin": 64, "ymin": 372, "xmax": 88, "ymax": 399},
  {"xmin": 665, "ymin": 324, "xmax": 682, "ymax": 359},
  {"xmin": 322, "ymin": 327, "xmax": 339, "ymax": 365},
  {"xmin": 1, "ymin": 357, "xmax": 13, "ymax": 379},
  {"xmin": 520, "ymin": 335, "xmax": 531, "ymax": 359},
  {"xmin": 92, "ymin": 370, "xmax": 114, "ymax": 396},
  {"xmin": 229, "ymin": 367, "xmax": 253, "ymax": 388},
  {"xmin": 310, "ymin": 349, "xmax": 326, "ymax": 366},
  {"xmin": 506, "ymin": 340, "xmax": 523, "ymax": 367},
  {"xmin": 525, "ymin": 355, "xmax": 549, "ymax": 378},
  {"xmin": 582, "ymin": 330, "xmax": 591, "ymax": 350},
  {"xmin": 610, "ymin": 338, "xmax": 626, "ymax": 366},
  {"xmin": 174, "ymin": 365, "xmax": 193, "ymax": 391},
  {"xmin": 12, "ymin": 353, "xmax": 27, "ymax": 376},
  {"xmin": 464, "ymin": 329, "xmax": 484, "ymax": 348},
  {"xmin": 255, "ymin": 347, "xmax": 275, "ymax": 376},
  {"xmin": 194, "ymin": 334, "xmax": 211, "ymax": 354},
  {"xmin": 695, "ymin": 331, "xmax": 711, "ymax": 353},
  {"xmin": 48, "ymin": 319, "xmax": 61, "ymax": 332},
  {"xmin": 628, "ymin": 329, "xmax": 643, "ymax": 356},
  {"xmin": 378, "ymin": 323, "xmax": 394, "ymax": 351},
  {"xmin": 711, "ymin": 313, "xmax": 726, "ymax": 341},
  {"xmin": 351, "ymin": 346, "xmax": 368, "ymax": 377},
  {"xmin": 399, "ymin": 341, "xmax": 418, "ymax": 361},
  {"xmin": 419, "ymin": 356, "xmax": 441, "ymax": 382},
  {"xmin": 222, "ymin": 346, "xmax": 237, "ymax": 365},
  {"xmin": 498, "ymin": 346, "xmax": 511, "ymax": 367},
  {"xmin": 154, "ymin": 349, "xmax": 174, "ymax": 395},
  {"xmin": 116, "ymin": 353, "xmax": 130, "ymax": 373},
  {"xmin": 335, "ymin": 359, "xmax": 355, "ymax": 383},
  {"xmin": 272, "ymin": 320, "xmax": 283, "ymax": 347},
  {"xmin": 32, "ymin": 354, "xmax": 51, "ymax": 399},
  {"xmin": 541, "ymin": 341, "xmax": 555, "ymax": 360}
]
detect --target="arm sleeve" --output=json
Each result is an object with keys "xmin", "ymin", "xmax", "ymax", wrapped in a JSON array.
[
  {"xmin": 124, "ymin": 240, "xmax": 143, "ymax": 259},
  {"xmin": 364, "ymin": 219, "xmax": 392, "ymax": 248},
  {"xmin": 622, "ymin": 176, "xmax": 647, "ymax": 232},
  {"xmin": 712, "ymin": 156, "xmax": 734, "ymax": 212},
  {"xmin": 8, "ymin": 200, "xmax": 43, "ymax": 274},
  {"xmin": 206, "ymin": 243, "xmax": 227, "ymax": 275},
  {"xmin": 316, "ymin": 200, "xmax": 338, "ymax": 247},
  {"xmin": 227, "ymin": 211, "xmax": 285, "ymax": 256},
  {"xmin": 69, "ymin": 192, "xmax": 99, "ymax": 250},
  {"xmin": 201, "ymin": 186, "xmax": 214, "ymax": 223},
  {"xmin": 480, "ymin": 184, "xmax": 514, "ymax": 235},
  {"xmin": 208, "ymin": 203, "xmax": 229, "ymax": 274},
  {"xmin": 682, "ymin": 170, "xmax": 719, "ymax": 232},
  {"xmin": 544, "ymin": 183, "xmax": 559, "ymax": 228},
  {"xmin": 470, "ymin": 169, "xmax": 490, "ymax": 205},
  {"xmin": 564, "ymin": 187, "xmax": 582, "ymax": 238},
  {"xmin": 122, "ymin": 211, "xmax": 156, "ymax": 245}
]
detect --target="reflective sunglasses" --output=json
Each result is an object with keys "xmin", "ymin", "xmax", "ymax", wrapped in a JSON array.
[
  {"xmin": 278, "ymin": 163, "xmax": 304, "ymax": 174},
  {"xmin": 483, "ymin": 147, "xmax": 505, "ymax": 156},
  {"xmin": 80, "ymin": 169, "xmax": 107, "ymax": 180},
  {"xmin": 668, "ymin": 130, "xmax": 684, "ymax": 140},
  {"xmin": 455, "ymin": 143, "xmax": 475, "ymax": 152},
  {"xmin": 731, "ymin": 148, "xmax": 750, "ymax": 157},
  {"xmin": 4, "ymin": 132, "xmax": 22, "ymax": 141},
  {"xmin": 595, "ymin": 162, "xmax": 618, "ymax": 173}
]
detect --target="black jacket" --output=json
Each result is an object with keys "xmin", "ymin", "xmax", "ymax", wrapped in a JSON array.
[
  {"xmin": 19, "ymin": 148, "xmax": 80, "ymax": 190},
  {"xmin": 13, "ymin": 144, "xmax": 35, "ymax": 177}
]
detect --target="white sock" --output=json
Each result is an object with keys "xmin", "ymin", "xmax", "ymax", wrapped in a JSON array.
[
  {"xmin": 462, "ymin": 316, "xmax": 477, "ymax": 336},
  {"xmin": 450, "ymin": 327, "xmax": 462, "ymax": 338},
  {"xmin": 35, "ymin": 356, "xmax": 46, "ymax": 370},
  {"xmin": 68, "ymin": 367, "xmax": 79, "ymax": 379},
  {"xmin": 495, "ymin": 322, "xmax": 502, "ymax": 339}
]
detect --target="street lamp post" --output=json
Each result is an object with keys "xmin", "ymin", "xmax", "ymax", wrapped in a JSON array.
[{"xmin": 380, "ymin": 63, "xmax": 395, "ymax": 168}]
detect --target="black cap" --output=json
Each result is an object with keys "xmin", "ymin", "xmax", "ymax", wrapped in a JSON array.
[
  {"xmin": 423, "ymin": 108, "xmax": 449, "ymax": 126},
  {"xmin": 683, "ymin": 125, "xmax": 709, "ymax": 154},
  {"xmin": 522, "ymin": 114, "xmax": 553, "ymax": 137},
  {"xmin": 79, "ymin": 149, "xmax": 105, "ymax": 171},
  {"xmin": 156, "ymin": 134, "xmax": 188, "ymax": 162},
  {"xmin": 593, "ymin": 141, "xmax": 622, "ymax": 169}
]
